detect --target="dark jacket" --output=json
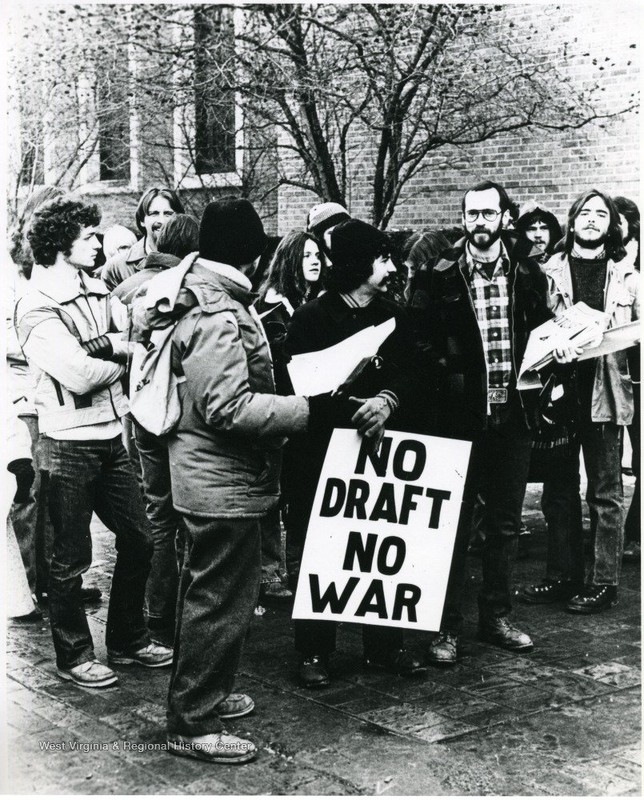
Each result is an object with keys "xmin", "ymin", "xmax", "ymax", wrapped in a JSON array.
[
  {"xmin": 101, "ymin": 238, "xmax": 146, "ymax": 292},
  {"xmin": 282, "ymin": 291, "xmax": 420, "ymax": 529},
  {"xmin": 139, "ymin": 256, "xmax": 310, "ymax": 518},
  {"xmin": 408, "ymin": 234, "xmax": 553, "ymax": 438},
  {"xmin": 111, "ymin": 252, "xmax": 181, "ymax": 307}
]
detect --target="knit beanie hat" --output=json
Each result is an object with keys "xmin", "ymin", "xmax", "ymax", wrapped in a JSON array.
[
  {"xmin": 199, "ymin": 198, "xmax": 268, "ymax": 267},
  {"xmin": 307, "ymin": 202, "xmax": 350, "ymax": 239},
  {"xmin": 330, "ymin": 219, "xmax": 390, "ymax": 269}
]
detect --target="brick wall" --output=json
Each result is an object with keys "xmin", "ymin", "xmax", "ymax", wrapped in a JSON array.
[{"xmin": 277, "ymin": 2, "xmax": 640, "ymax": 234}]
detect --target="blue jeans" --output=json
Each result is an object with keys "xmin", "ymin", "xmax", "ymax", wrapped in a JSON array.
[
  {"xmin": 261, "ymin": 506, "xmax": 284, "ymax": 585},
  {"xmin": 133, "ymin": 421, "xmax": 185, "ymax": 637},
  {"xmin": 167, "ymin": 516, "xmax": 261, "ymax": 736},
  {"xmin": 46, "ymin": 436, "xmax": 152, "ymax": 669}
]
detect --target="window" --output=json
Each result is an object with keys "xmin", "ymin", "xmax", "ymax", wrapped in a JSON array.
[
  {"xmin": 193, "ymin": 7, "xmax": 236, "ymax": 174},
  {"xmin": 96, "ymin": 68, "xmax": 130, "ymax": 182}
]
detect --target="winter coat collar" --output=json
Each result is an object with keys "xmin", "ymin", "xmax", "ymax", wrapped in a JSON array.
[
  {"xmin": 128, "ymin": 238, "xmax": 148, "ymax": 267},
  {"xmin": 30, "ymin": 263, "xmax": 109, "ymax": 304}
]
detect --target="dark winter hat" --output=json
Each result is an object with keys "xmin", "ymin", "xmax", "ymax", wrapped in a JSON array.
[
  {"xmin": 307, "ymin": 202, "xmax": 350, "ymax": 239},
  {"xmin": 199, "ymin": 197, "xmax": 268, "ymax": 267},
  {"xmin": 330, "ymin": 219, "xmax": 390, "ymax": 269}
]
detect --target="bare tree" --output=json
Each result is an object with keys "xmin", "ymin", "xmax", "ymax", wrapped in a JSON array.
[{"xmin": 7, "ymin": 3, "xmax": 639, "ymax": 229}]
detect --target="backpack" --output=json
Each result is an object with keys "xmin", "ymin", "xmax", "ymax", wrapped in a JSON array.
[
  {"xmin": 126, "ymin": 255, "xmax": 197, "ymax": 436},
  {"xmin": 128, "ymin": 324, "xmax": 185, "ymax": 436}
]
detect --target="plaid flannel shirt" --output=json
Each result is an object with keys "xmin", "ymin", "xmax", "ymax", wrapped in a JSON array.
[{"xmin": 465, "ymin": 244, "xmax": 512, "ymax": 400}]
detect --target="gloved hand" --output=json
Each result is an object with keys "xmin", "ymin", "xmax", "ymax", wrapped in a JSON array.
[
  {"xmin": 81, "ymin": 335, "xmax": 114, "ymax": 360},
  {"xmin": 8, "ymin": 458, "xmax": 35, "ymax": 504},
  {"xmin": 307, "ymin": 392, "xmax": 354, "ymax": 432}
]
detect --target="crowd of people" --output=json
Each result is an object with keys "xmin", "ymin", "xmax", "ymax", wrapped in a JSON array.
[{"xmin": 5, "ymin": 180, "xmax": 639, "ymax": 764}]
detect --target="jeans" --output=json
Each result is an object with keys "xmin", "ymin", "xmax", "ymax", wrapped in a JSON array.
[
  {"xmin": 46, "ymin": 436, "xmax": 152, "ymax": 669},
  {"xmin": 167, "ymin": 516, "xmax": 261, "ymax": 736},
  {"xmin": 441, "ymin": 397, "xmax": 533, "ymax": 632},
  {"xmin": 575, "ymin": 417, "xmax": 624, "ymax": 586},
  {"xmin": 541, "ymin": 460, "xmax": 584, "ymax": 585},
  {"xmin": 133, "ymin": 421, "xmax": 185, "ymax": 637},
  {"xmin": 625, "ymin": 382, "xmax": 640, "ymax": 544}
]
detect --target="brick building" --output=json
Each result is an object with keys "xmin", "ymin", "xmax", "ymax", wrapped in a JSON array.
[{"xmin": 7, "ymin": 3, "xmax": 640, "ymax": 237}]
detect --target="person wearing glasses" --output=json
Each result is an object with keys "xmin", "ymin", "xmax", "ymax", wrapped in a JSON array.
[{"xmin": 408, "ymin": 180, "xmax": 571, "ymax": 665}]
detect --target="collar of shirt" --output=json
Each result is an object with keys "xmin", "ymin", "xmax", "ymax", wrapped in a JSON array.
[
  {"xmin": 31, "ymin": 263, "xmax": 106, "ymax": 303},
  {"xmin": 340, "ymin": 292, "xmax": 373, "ymax": 309},
  {"xmin": 464, "ymin": 241, "xmax": 510, "ymax": 281}
]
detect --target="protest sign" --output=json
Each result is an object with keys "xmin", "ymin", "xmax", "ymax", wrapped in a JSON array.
[{"xmin": 292, "ymin": 429, "xmax": 472, "ymax": 632}]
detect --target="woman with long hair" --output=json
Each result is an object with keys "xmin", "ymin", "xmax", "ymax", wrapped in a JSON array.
[{"xmin": 255, "ymin": 231, "xmax": 326, "ymax": 604}]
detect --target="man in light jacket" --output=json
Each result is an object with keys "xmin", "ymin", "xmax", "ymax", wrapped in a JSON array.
[
  {"xmin": 540, "ymin": 189, "xmax": 639, "ymax": 613},
  {"xmin": 15, "ymin": 196, "xmax": 171, "ymax": 690}
]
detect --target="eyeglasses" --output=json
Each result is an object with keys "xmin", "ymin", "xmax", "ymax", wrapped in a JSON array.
[{"xmin": 464, "ymin": 209, "xmax": 501, "ymax": 222}]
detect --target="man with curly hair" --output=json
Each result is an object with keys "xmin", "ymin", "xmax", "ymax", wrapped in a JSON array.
[{"xmin": 15, "ymin": 196, "xmax": 172, "ymax": 689}]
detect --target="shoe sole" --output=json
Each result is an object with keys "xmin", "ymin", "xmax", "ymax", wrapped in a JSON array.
[
  {"xmin": 217, "ymin": 699, "xmax": 255, "ymax": 719},
  {"xmin": 478, "ymin": 636, "xmax": 534, "ymax": 652},
  {"xmin": 108, "ymin": 655, "xmax": 173, "ymax": 668},
  {"xmin": 167, "ymin": 741, "xmax": 257, "ymax": 764},
  {"xmin": 566, "ymin": 599, "xmax": 618, "ymax": 615},
  {"xmin": 427, "ymin": 656, "xmax": 457, "ymax": 667},
  {"xmin": 57, "ymin": 668, "xmax": 118, "ymax": 689}
]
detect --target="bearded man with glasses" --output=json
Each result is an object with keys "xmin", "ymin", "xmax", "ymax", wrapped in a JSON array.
[{"xmin": 408, "ymin": 180, "xmax": 575, "ymax": 665}]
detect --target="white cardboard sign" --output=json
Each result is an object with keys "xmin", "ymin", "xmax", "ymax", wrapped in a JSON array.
[{"xmin": 292, "ymin": 429, "xmax": 472, "ymax": 632}]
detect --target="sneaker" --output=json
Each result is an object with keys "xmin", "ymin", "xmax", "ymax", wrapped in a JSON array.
[
  {"xmin": 518, "ymin": 579, "xmax": 579, "ymax": 605},
  {"xmin": 364, "ymin": 648, "xmax": 427, "ymax": 676},
  {"xmin": 479, "ymin": 617, "xmax": 533, "ymax": 651},
  {"xmin": 566, "ymin": 584, "xmax": 618, "ymax": 614},
  {"xmin": 299, "ymin": 655, "xmax": 330, "ymax": 688},
  {"xmin": 108, "ymin": 642, "xmax": 173, "ymax": 668},
  {"xmin": 427, "ymin": 632, "xmax": 458, "ymax": 666},
  {"xmin": 57, "ymin": 659, "xmax": 118, "ymax": 689},
  {"xmin": 167, "ymin": 732, "xmax": 257, "ymax": 764},
  {"xmin": 215, "ymin": 693, "xmax": 255, "ymax": 719}
]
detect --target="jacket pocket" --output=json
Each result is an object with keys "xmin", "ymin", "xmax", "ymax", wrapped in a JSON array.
[{"xmin": 247, "ymin": 453, "xmax": 280, "ymax": 497}]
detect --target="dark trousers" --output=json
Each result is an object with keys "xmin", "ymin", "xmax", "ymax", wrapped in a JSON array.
[
  {"xmin": 294, "ymin": 619, "xmax": 403, "ymax": 660},
  {"xmin": 542, "ymin": 459, "xmax": 584, "ymax": 585},
  {"xmin": 47, "ymin": 436, "xmax": 152, "ymax": 669},
  {"xmin": 133, "ymin": 421, "xmax": 185, "ymax": 636},
  {"xmin": 261, "ymin": 505, "xmax": 284, "ymax": 586},
  {"xmin": 167, "ymin": 516, "xmax": 261, "ymax": 736},
  {"xmin": 11, "ymin": 415, "xmax": 54, "ymax": 597},
  {"xmin": 441, "ymin": 400, "xmax": 533, "ymax": 633}
]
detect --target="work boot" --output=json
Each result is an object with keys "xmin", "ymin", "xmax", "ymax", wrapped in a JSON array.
[
  {"xmin": 299, "ymin": 655, "xmax": 330, "ymax": 688},
  {"xmin": 518, "ymin": 579, "xmax": 579, "ymax": 605},
  {"xmin": 479, "ymin": 617, "xmax": 533, "ymax": 651},
  {"xmin": 427, "ymin": 632, "xmax": 458, "ymax": 666},
  {"xmin": 566, "ymin": 584, "xmax": 618, "ymax": 614}
]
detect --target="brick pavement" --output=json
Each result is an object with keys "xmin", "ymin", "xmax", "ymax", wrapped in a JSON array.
[{"xmin": 3, "ymin": 482, "xmax": 640, "ymax": 795}]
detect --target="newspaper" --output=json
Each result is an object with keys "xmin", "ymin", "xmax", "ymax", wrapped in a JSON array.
[
  {"xmin": 517, "ymin": 302, "xmax": 608, "ymax": 389},
  {"xmin": 287, "ymin": 318, "xmax": 396, "ymax": 396}
]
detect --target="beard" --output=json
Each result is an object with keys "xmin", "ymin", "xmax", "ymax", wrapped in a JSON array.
[
  {"xmin": 465, "ymin": 224, "xmax": 502, "ymax": 250},
  {"xmin": 573, "ymin": 230, "xmax": 607, "ymax": 251}
]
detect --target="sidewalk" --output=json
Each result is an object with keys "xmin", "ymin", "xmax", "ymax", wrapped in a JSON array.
[{"xmin": 4, "ymin": 482, "xmax": 640, "ymax": 795}]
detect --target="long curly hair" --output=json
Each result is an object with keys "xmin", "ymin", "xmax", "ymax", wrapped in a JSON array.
[
  {"xmin": 27, "ymin": 196, "xmax": 101, "ymax": 267},
  {"xmin": 10, "ymin": 185, "xmax": 65, "ymax": 275},
  {"xmin": 258, "ymin": 231, "xmax": 326, "ymax": 308}
]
